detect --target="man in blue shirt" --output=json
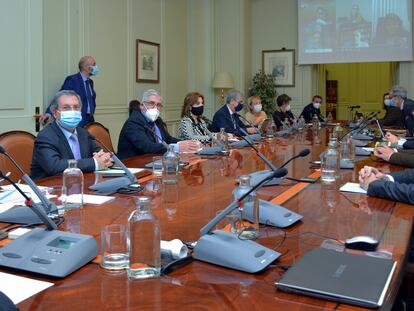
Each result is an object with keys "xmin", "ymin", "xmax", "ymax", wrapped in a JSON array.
[{"xmin": 41, "ymin": 56, "xmax": 100, "ymax": 127}]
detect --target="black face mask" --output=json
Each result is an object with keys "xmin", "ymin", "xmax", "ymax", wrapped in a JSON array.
[{"xmin": 191, "ymin": 106, "xmax": 204, "ymax": 116}]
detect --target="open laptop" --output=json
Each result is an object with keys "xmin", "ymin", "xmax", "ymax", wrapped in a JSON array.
[{"xmin": 276, "ymin": 248, "xmax": 397, "ymax": 308}]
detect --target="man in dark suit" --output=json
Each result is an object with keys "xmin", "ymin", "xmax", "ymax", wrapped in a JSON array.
[
  {"xmin": 359, "ymin": 165, "xmax": 414, "ymax": 204},
  {"xmin": 41, "ymin": 56, "xmax": 99, "ymax": 127},
  {"xmin": 374, "ymin": 146, "xmax": 414, "ymax": 168},
  {"xmin": 118, "ymin": 89, "xmax": 199, "ymax": 159},
  {"xmin": 380, "ymin": 92, "xmax": 403, "ymax": 128},
  {"xmin": 31, "ymin": 90, "xmax": 112, "ymax": 180},
  {"xmin": 299, "ymin": 95, "xmax": 325, "ymax": 123},
  {"xmin": 211, "ymin": 90, "xmax": 257, "ymax": 136}
]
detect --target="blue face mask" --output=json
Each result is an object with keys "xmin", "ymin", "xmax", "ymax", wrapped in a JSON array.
[
  {"xmin": 235, "ymin": 102, "xmax": 244, "ymax": 112},
  {"xmin": 90, "ymin": 65, "xmax": 100, "ymax": 76},
  {"xmin": 59, "ymin": 111, "xmax": 82, "ymax": 129},
  {"xmin": 389, "ymin": 98, "xmax": 397, "ymax": 107}
]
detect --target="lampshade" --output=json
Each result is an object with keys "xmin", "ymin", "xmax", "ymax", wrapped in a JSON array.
[{"xmin": 212, "ymin": 72, "xmax": 234, "ymax": 89}]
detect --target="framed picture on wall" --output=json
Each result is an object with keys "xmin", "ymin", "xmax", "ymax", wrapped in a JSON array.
[
  {"xmin": 262, "ymin": 49, "xmax": 295, "ymax": 87},
  {"xmin": 136, "ymin": 39, "xmax": 160, "ymax": 83}
]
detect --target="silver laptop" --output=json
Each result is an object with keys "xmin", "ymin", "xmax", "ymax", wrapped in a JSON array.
[{"xmin": 276, "ymin": 248, "xmax": 397, "ymax": 308}]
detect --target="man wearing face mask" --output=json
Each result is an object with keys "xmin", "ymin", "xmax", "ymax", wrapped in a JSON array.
[
  {"xmin": 41, "ymin": 56, "xmax": 100, "ymax": 127},
  {"xmin": 299, "ymin": 95, "xmax": 325, "ymax": 123},
  {"xmin": 117, "ymin": 89, "xmax": 200, "ymax": 159},
  {"xmin": 272, "ymin": 94, "xmax": 296, "ymax": 128},
  {"xmin": 31, "ymin": 90, "xmax": 113, "ymax": 180},
  {"xmin": 211, "ymin": 90, "xmax": 258, "ymax": 136},
  {"xmin": 379, "ymin": 92, "xmax": 403, "ymax": 128}
]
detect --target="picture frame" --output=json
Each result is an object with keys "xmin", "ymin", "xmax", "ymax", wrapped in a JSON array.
[
  {"xmin": 136, "ymin": 39, "xmax": 160, "ymax": 83},
  {"xmin": 262, "ymin": 49, "xmax": 295, "ymax": 87}
]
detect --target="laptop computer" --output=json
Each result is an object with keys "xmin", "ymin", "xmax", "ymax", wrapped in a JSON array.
[{"xmin": 275, "ymin": 247, "xmax": 397, "ymax": 308}]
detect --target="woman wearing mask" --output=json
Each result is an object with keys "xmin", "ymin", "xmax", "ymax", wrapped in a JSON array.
[
  {"xmin": 244, "ymin": 96, "xmax": 267, "ymax": 126},
  {"xmin": 272, "ymin": 94, "xmax": 296, "ymax": 127},
  {"xmin": 178, "ymin": 92, "xmax": 212, "ymax": 143},
  {"xmin": 379, "ymin": 92, "xmax": 403, "ymax": 128},
  {"xmin": 299, "ymin": 95, "xmax": 325, "ymax": 123}
]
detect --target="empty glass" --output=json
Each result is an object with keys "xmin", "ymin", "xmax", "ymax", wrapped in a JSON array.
[{"xmin": 100, "ymin": 224, "xmax": 129, "ymax": 270}]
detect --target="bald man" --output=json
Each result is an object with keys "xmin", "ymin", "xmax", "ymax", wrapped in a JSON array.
[{"xmin": 42, "ymin": 55, "xmax": 100, "ymax": 127}]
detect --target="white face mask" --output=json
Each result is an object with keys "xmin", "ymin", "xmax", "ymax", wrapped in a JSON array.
[
  {"xmin": 144, "ymin": 108, "xmax": 160, "ymax": 122},
  {"xmin": 384, "ymin": 99, "xmax": 391, "ymax": 106},
  {"xmin": 313, "ymin": 102, "xmax": 321, "ymax": 109},
  {"xmin": 284, "ymin": 104, "xmax": 291, "ymax": 111},
  {"xmin": 253, "ymin": 104, "xmax": 262, "ymax": 113}
]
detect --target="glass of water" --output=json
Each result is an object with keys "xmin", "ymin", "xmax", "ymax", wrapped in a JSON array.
[
  {"xmin": 100, "ymin": 224, "xmax": 129, "ymax": 270},
  {"xmin": 152, "ymin": 156, "xmax": 163, "ymax": 176}
]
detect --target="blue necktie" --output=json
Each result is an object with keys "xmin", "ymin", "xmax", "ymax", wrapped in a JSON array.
[
  {"xmin": 85, "ymin": 80, "xmax": 94, "ymax": 114},
  {"xmin": 69, "ymin": 134, "xmax": 81, "ymax": 160}
]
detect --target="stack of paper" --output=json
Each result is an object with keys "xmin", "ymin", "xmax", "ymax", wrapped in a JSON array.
[{"xmin": 340, "ymin": 182, "xmax": 367, "ymax": 194}]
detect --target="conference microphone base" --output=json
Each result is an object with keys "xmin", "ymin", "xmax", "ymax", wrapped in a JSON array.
[
  {"xmin": 249, "ymin": 170, "xmax": 283, "ymax": 186},
  {"xmin": 193, "ymin": 230, "xmax": 281, "ymax": 273},
  {"xmin": 0, "ymin": 206, "xmax": 56, "ymax": 225},
  {"xmin": 242, "ymin": 200, "xmax": 303, "ymax": 228}
]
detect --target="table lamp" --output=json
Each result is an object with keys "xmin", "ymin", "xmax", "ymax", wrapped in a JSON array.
[{"xmin": 212, "ymin": 72, "xmax": 234, "ymax": 104}]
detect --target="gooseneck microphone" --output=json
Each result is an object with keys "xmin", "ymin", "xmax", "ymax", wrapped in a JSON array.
[
  {"xmin": 0, "ymin": 170, "xmax": 56, "ymax": 230},
  {"xmin": 0, "ymin": 145, "xmax": 58, "ymax": 225},
  {"xmin": 89, "ymin": 136, "xmax": 142, "ymax": 194},
  {"xmin": 348, "ymin": 105, "xmax": 361, "ymax": 110},
  {"xmin": 279, "ymin": 149, "xmax": 310, "ymax": 168}
]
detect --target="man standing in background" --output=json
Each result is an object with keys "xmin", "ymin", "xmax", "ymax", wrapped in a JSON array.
[{"xmin": 41, "ymin": 55, "xmax": 100, "ymax": 127}]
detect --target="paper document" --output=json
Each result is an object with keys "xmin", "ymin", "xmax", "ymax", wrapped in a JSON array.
[
  {"xmin": 0, "ymin": 184, "xmax": 56, "ymax": 205},
  {"xmin": 59, "ymin": 194, "xmax": 115, "ymax": 205},
  {"xmin": 95, "ymin": 168, "xmax": 145, "ymax": 175},
  {"xmin": 362, "ymin": 147, "xmax": 374, "ymax": 152},
  {"xmin": 0, "ymin": 272, "xmax": 53, "ymax": 304},
  {"xmin": 0, "ymin": 203, "xmax": 16, "ymax": 213},
  {"xmin": 340, "ymin": 182, "xmax": 367, "ymax": 194}
]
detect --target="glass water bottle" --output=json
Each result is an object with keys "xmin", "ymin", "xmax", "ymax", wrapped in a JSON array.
[
  {"xmin": 62, "ymin": 159, "xmax": 84, "ymax": 209},
  {"xmin": 321, "ymin": 137, "xmax": 340, "ymax": 183},
  {"xmin": 162, "ymin": 144, "xmax": 180, "ymax": 184},
  {"xmin": 127, "ymin": 196, "xmax": 161, "ymax": 280}
]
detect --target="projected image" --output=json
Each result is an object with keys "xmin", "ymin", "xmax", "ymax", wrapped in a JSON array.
[{"xmin": 298, "ymin": 0, "xmax": 412, "ymax": 64}]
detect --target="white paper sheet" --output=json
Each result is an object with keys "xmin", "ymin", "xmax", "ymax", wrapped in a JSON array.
[
  {"xmin": 0, "ymin": 184, "xmax": 56, "ymax": 205},
  {"xmin": 95, "ymin": 168, "xmax": 145, "ymax": 175},
  {"xmin": 362, "ymin": 147, "xmax": 374, "ymax": 152},
  {"xmin": 340, "ymin": 182, "xmax": 367, "ymax": 194},
  {"xmin": 0, "ymin": 203, "xmax": 16, "ymax": 213},
  {"xmin": 0, "ymin": 272, "xmax": 53, "ymax": 304},
  {"xmin": 59, "ymin": 194, "xmax": 114, "ymax": 205}
]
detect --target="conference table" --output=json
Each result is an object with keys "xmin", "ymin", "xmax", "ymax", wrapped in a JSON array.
[{"xmin": 2, "ymin": 127, "xmax": 413, "ymax": 310}]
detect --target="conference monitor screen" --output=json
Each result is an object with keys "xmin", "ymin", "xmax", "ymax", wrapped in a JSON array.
[{"xmin": 298, "ymin": 0, "xmax": 413, "ymax": 64}]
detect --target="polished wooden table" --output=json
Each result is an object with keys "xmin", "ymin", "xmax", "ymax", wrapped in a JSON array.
[{"xmin": 3, "ymin": 128, "xmax": 413, "ymax": 310}]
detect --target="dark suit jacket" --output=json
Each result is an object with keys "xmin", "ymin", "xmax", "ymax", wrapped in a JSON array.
[
  {"xmin": 402, "ymin": 99, "xmax": 414, "ymax": 136},
  {"xmin": 367, "ymin": 168, "xmax": 414, "ymax": 204},
  {"xmin": 117, "ymin": 110, "xmax": 180, "ymax": 159},
  {"xmin": 388, "ymin": 150, "xmax": 414, "ymax": 168},
  {"xmin": 31, "ymin": 121, "xmax": 100, "ymax": 180},
  {"xmin": 46, "ymin": 72, "xmax": 96, "ymax": 127},
  {"xmin": 211, "ymin": 105, "xmax": 248, "ymax": 136},
  {"xmin": 300, "ymin": 103, "xmax": 324, "ymax": 123},
  {"xmin": 272, "ymin": 109, "xmax": 295, "ymax": 127},
  {"xmin": 379, "ymin": 107, "xmax": 403, "ymax": 128}
]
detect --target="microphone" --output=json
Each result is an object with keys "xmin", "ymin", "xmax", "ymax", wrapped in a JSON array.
[
  {"xmin": 89, "ymin": 137, "xmax": 143, "ymax": 194},
  {"xmin": 0, "ymin": 170, "xmax": 57, "ymax": 229},
  {"xmin": 193, "ymin": 168, "xmax": 287, "ymax": 273},
  {"xmin": 0, "ymin": 145, "xmax": 58, "ymax": 225},
  {"xmin": 279, "ymin": 149, "xmax": 310, "ymax": 168},
  {"xmin": 197, "ymin": 130, "xmax": 230, "ymax": 156},
  {"xmin": 348, "ymin": 105, "xmax": 361, "ymax": 110}
]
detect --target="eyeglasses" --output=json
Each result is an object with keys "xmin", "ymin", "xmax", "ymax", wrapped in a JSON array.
[{"xmin": 144, "ymin": 101, "xmax": 163, "ymax": 109}]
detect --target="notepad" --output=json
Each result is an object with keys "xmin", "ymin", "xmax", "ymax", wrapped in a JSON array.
[
  {"xmin": 340, "ymin": 182, "xmax": 367, "ymax": 194},
  {"xmin": 0, "ymin": 272, "xmax": 53, "ymax": 304},
  {"xmin": 59, "ymin": 194, "xmax": 115, "ymax": 205}
]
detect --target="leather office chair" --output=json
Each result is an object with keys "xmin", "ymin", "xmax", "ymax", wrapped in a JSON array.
[
  {"xmin": 85, "ymin": 122, "xmax": 115, "ymax": 153},
  {"xmin": 0, "ymin": 130, "xmax": 36, "ymax": 183}
]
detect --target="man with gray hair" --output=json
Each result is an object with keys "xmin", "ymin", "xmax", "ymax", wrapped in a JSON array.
[
  {"xmin": 31, "ymin": 90, "xmax": 113, "ymax": 180},
  {"xmin": 378, "ymin": 85, "xmax": 414, "ymax": 151},
  {"xmin": 211, "ymin": 89, "xmax": 258, "ymax": 136},
  {"xmin": 117, "ymin": 89, "xmax": 200, "ymax": 159},
  {"xmin": 41, "ymin": 55, "xmax": 100, "ymax": 127}
]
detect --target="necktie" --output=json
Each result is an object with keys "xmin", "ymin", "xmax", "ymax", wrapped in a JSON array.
[
  {"xmin": 231, "ymin": 114, "xmax": 236, "ymax": 129},
  {"xmin": 85, "ymin": 80, "xmax": 94, "ymax": 114},
  {"xmin": 69, "ymin": 133, "xmax": 82, "ymax": 160},
  {"xmin": 149, "ymin": 123, "xmax": 159, "ymax": 142}
]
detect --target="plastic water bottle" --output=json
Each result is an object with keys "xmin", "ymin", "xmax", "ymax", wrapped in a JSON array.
[
  {"xmin": 127, "ymin": 196, "xmax": 161, "ymax": 280},
  {"xmin": 217, "ymin": 128, "xmax": 229, "ymax": 152},
  {"xmin": 162, "ymin": 144, "xmax": 180, "ymax": 184},
  {"xmin": 312, "ymin": 114, "xmax": 320, "ymax": 131},
  {"xmin": 232, "ymin": 175, "xmax": 259, "ymax": 239},
  {"xmin": 61, "ymin": 159, "xmax": 83, "ymax": 209},
  {"xmin": 321, "ymin": 137, "xmax": 340, "ymax": 183}
]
